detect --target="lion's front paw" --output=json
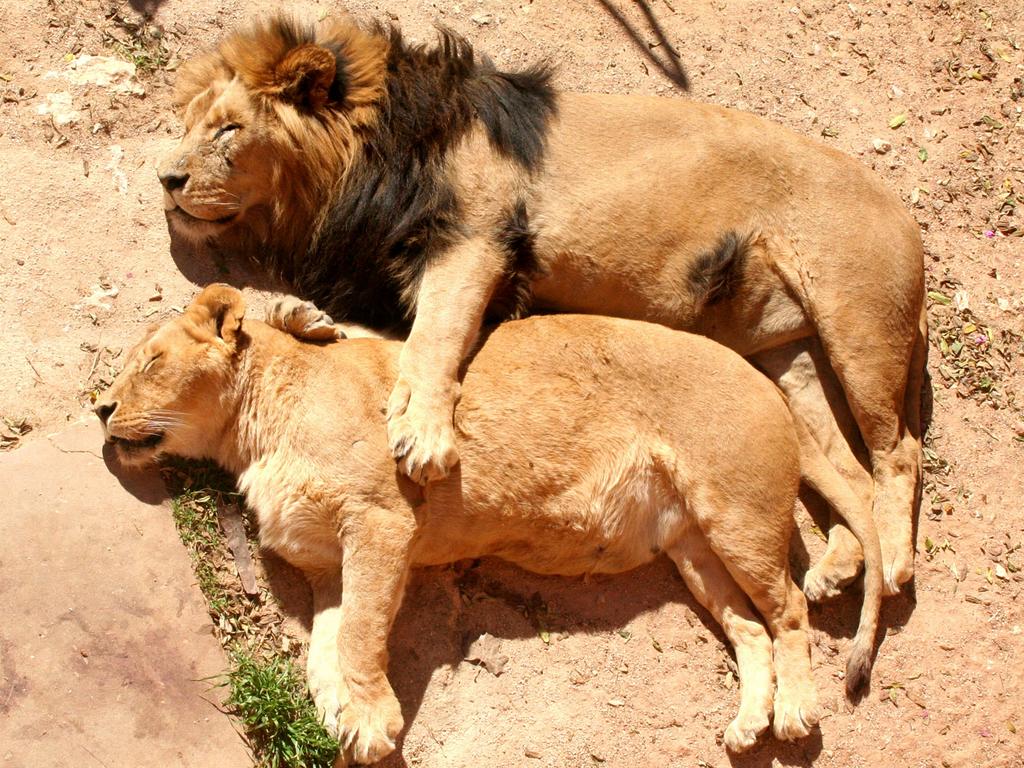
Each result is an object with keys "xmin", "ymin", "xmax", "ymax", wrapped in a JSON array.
[
  {"xmin": 315, "ymin": 681, "xmax": 403, "ymax": 767},
  {"xmin": 386, "ymin": 378, "xmax": 459, "ymax": 485},
  {"xmin": 265, "ymin": 295, "xmax": 346, "ymax": 341}
]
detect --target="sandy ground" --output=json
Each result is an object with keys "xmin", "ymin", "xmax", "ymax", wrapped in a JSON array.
[
  {"xmin": 1, "ymin": 0, "xmax": 1022, "ymax": 766},
  {"xmin": 0, "ymin": 424, "xmax": 251, "ymax": 768}
]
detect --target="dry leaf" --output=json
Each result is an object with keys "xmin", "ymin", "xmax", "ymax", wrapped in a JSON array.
[
  {"xmin": 465, "ymin": 632, "xmax": 509, "ymax": 676},
  {"xmin": 217, "ymin": 500, "xmax": 259, "ymax": 596}
]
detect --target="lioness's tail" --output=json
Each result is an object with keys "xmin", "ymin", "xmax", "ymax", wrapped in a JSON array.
[{"xmin": 793, "ymin": 417, "xmax": 883, "ymax": 697}]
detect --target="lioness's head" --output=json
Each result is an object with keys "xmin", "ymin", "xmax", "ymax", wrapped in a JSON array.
[
  {"xmin": 95, "ymin": 285, "xmax": 246, "ymax": 467},
  {"xmin": 158, "ymin": 16, "xmax": 386, "ymax": 249}
]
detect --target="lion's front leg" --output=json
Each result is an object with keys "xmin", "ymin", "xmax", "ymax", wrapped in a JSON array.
[
  {"xmin": 387, "ymin": 238, "xmax": 505, "ymax": 484},
  {"xmin": 307, "ymin": 511, "xmax": 415, "ymax": 766}
]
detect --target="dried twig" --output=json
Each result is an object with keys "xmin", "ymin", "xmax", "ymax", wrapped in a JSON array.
[{"xmin": 25, "ymin": 355, "xmax": 45, "ymax": 384}]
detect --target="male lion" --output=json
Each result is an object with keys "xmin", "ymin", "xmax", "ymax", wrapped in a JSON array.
[
  {"xmin": 158, "ymin": 16, "xmax": 926, "ymax": 597},
  {"xmin": 96, "ymin": 286, "xmax": 882, "ymax": 765}
]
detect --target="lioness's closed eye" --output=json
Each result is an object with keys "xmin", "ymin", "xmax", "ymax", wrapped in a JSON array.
[{"xmin": 97, "ymin": 286, "xmax": 882, "ymax": 765}]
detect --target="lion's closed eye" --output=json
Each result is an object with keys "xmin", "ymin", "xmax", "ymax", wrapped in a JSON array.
[
  {"xmin": 214, "ymin": 124, "xmax": 241, "ymax": 140},
  {"xmin": 141, "ymin": 353, "xmax": 162, "ymax": 373}
]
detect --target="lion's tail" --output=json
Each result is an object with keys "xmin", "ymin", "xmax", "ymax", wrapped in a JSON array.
[{"xmin": 792, "ymin": 416, "xmax": 883, "ymax": 699}]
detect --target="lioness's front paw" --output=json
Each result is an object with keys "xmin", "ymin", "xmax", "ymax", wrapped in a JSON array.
[
  {"xmin": 265, "ymin": 295, "xmax": 346, "ymax": 341},
  {"xmin": 386, "ymin": 378, "xmax": 459, "ymax": 485},
  {"xmin": 724, "ymin": 708, "xmax": 770, "ymax": 753},
  {"xmin": 316, "ymin": 684, "xmax": 403, "ymax": 767}
]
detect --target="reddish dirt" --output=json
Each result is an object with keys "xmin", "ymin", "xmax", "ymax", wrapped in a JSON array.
[{"xmin": 2, "ymin": 1, "xmax": 1022, "ymax": 767}]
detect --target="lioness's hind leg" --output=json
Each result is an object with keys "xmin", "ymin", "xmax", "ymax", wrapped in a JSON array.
[
  {"xmin": 763, "ymin": 581, "xmax": 820, "ymax": 741},
  {"xmin": 667, "ymin": 535, "xmax": 774, "ymax": 752},
  {"xmin": 698, "ymin": 504, "xmax": 820, "ymax": 742},
  {"xmin": 265, "ymin": 295, "xmax": 346, "ymax": 341}
]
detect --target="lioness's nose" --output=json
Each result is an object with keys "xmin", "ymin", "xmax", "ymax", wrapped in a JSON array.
[
  {"xmin": 95, "ymin": 401, "xmax": 118, "ymax": 426},
  {"xmin": 158, "ymin": 169, "xmax": 189, "ymax": 192}
]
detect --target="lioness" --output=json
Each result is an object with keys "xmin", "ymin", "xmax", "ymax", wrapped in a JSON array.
[
  {"xmin": 95, "ymin": 286, "xmax": 881, "ymax": 765},
  {"xmin": 158, "ymin": 16, "xmax": 925, "ymax": 598}
]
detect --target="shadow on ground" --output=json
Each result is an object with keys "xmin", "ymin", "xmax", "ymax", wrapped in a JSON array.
[{"xmin": 259, "ymin": 540, "xmax": 882, "ymax": 767}]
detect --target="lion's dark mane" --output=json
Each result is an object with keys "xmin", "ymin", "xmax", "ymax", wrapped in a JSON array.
[{"xmin": 262, "ymin": 21, "xmax": 557, "ymax": 331}]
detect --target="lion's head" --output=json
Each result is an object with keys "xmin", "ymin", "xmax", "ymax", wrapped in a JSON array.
[
  {"xmin": 95, "ymin": 285, "xmax": 246, "ymax": 467},
  {"xmin": 161, "ymin": 14, "xmax": 555, "ymax": 328},
  {"xmin": 158, "ymin": 16, "xmax": 386, "ymax": 253}
]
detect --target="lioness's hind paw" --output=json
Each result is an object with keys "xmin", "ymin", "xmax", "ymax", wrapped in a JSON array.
[
  {"xmin": 882, "ymin": 549, "xmax": 914, "ymax": 596},
  {"xmin": 772, "ymin": 695, "xmax": 820, "ymax": 742},
  {"xmin": 802, "ymin": 550, "xmax": 863, "ymax": 602}
]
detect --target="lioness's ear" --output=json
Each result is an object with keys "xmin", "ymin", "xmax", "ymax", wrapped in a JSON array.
[
  {"xmin": 274, "ymin": 44, "xmax": 337, "ymax": 111},
  {"xmin": 190, "ymin": 284, "xmax": 247, "ymax": 346}
]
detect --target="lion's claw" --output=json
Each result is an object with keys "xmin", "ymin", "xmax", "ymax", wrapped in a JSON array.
[{"xmin": 386, "ymin": 377, "xmax": 459, "ymax": 484}]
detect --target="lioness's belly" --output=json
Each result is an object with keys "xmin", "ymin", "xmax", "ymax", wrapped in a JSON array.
[{"xmin": 410, "ymin": 453, "xmax": 690, "ymax": 576}]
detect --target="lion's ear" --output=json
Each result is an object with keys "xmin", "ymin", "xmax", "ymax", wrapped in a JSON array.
[
  {"xmin": 189, "ymin": 284, "xmax": 247, "ymax": 346},
  {"xmin": 274, "ymin": 44, "xmax": 337, "ymax": 111}
]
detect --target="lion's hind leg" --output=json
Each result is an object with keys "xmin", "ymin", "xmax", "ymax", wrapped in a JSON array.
[
  {"xmin": 667, "ymin": 534, "xmax": 774, "ymax": 752},
  {"xmin": 812, "ymin": 304, "xmax": 924, "ymax": 595},
  {"xmin": 754, "ymin": 340, "xmax": 873, "ymax": 601},
  {"xmin": 773, "ymin": 242, "xmax": 926, "ymax": 595}
]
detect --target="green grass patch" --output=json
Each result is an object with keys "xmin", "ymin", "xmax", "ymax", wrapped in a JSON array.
[
  {"xmin": 162, "ymin": 459, "xmax": 338, "ymax": 768},
  {"xmin": 226, "ymin": 653, "xmax": 338, "ymax": 768}
]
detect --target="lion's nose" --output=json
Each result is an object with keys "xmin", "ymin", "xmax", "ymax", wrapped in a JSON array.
[
  {"xmin": 158, "ymin": 169, "xmax": 189, "ymax": 192},
  {"xmin": 94, "ymin": 401, "xmax": 118, "ymax": 426}
]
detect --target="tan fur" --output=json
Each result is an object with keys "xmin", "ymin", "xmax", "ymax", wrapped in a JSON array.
[
  {"xmin": 160, "ymin": 17, "xmax": 925, "ymax": 597},
  {"xmin": 96, "ymin": 287, "xmax": 884, "ymax": 763}
]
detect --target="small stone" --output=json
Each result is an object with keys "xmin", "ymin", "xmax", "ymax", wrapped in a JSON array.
[
  {"xmin": 471, "ymin": 12, "xmax": 493, "ymax": 25},
  {"xmin": 607, "ymin": 697, "xmax": 626, "ymax": 707},
  {"xmin": 524, "ymin": 746, "xmax": 542, "ymax": 759},
  {"xmin": 872, "ymin": 138, "xmax": 892, "ymax": 154},
  {"xmin": 569, "ymin": 668, "xmax": 589, "ymax": 685}
]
